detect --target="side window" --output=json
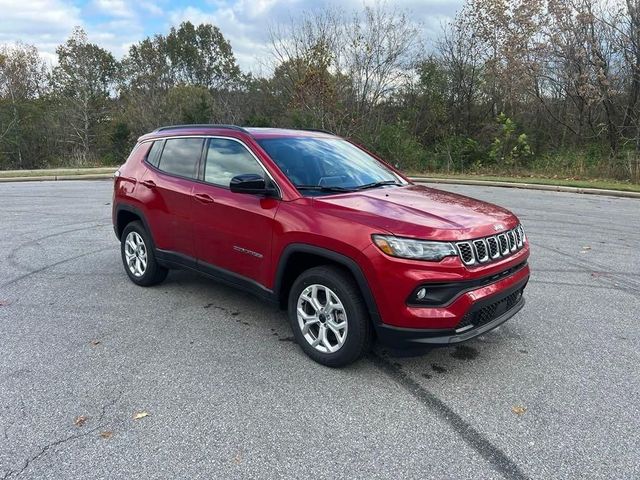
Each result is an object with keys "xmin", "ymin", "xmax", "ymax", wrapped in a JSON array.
[
  {"xmin": 146, "ymin": 140, "xmax": 164, "ymax": 168},
  {"xmin": 157, "ymin": 138, "xmax": 203, "ymax": 179},
  {"xmin": 204, "ymin": 138, "xmax": 264, "ymax": 187}
]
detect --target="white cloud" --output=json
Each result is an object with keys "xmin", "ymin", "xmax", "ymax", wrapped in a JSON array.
[
  {"xmin": 140, "ymin": 1, "xmax": 163, "ymax": 16},
  {"xmin": 168, "ymin": 0, "xmax": 462, "ymax": 74},
  {"xmin": 0, "ymin": 0, "xmax": 462, "ymax": 71},
  {"xmin": 91, "ymin": 0, "xmax": 134, "ymax": 18},
  {"xmin": 0, "ymin": 0, "xmax": 146, "ymax": 63},
  {"xmin": 0, "ymin": 0, "xmax": 82, "ymax": 65}
]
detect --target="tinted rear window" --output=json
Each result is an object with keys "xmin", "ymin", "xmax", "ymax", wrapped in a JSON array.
[
  {"xmin": 157, "ymin": 138, "xmax": 203, "ymax": 179},
  {"xmin": 146, "ymin": 140, "xmax": 164, "ymax": 168}
]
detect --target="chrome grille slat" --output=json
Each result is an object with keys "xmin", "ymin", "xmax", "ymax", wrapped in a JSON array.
[
  {"xmin": 498, "ymin": 233, "xmax": 509, "ymax": 255},
  {"xmin": 514, "ymin": 228, "xmax": 523, "ymax": 247},
  {"xmin": 487, "ymin": 236, "xmax": 500, "ymax": 258},
  {"xmin": 456, "ymin": 242, "xmax": 475, "ymax": 265},
  {"xmin": 508, "ymin": 230, "xmax": 517, "ymax": 251},
  {"xmin": 473, "ymin": 239, "xmax": 489, "ymax": 263},
  {"xmin": 457, "ymin": 225, "xmax": 526, "ymax": 267}
]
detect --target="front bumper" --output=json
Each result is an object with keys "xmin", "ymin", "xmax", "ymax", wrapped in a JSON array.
[{"xmin": 374, "ymin": 274, "xmax": 528, "ymax": 348}]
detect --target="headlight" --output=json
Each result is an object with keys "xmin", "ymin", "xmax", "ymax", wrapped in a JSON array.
[{"xmin": 372, "ymin": 235, "xmax": 457, "ymax": 261}]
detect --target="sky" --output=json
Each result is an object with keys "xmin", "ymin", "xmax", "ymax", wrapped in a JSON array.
[{"xmin": 0, "ymin": 0, "xmax": 463, "ymax": 73}]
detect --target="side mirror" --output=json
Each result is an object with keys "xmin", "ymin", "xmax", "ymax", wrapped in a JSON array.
[{"xmin": 230, "ymin": 174, "xmax": 276, "ymax": 196}]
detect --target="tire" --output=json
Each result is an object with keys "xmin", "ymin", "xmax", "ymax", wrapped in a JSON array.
[
  {"xmin": 120, "ymin": 221, "xmax": 168, "ymax": 286},
  {"xmin": 288, "ymin": 265, "xmax": 373, "ymax": 367}
]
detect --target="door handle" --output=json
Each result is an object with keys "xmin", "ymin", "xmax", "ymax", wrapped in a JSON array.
[
  {"xmin": 141, "ymin": 180, "xmax": 156, "ymax": 189},
  {"xmin": 194, "ymin": 193, "xmax": 215, "ymax": 204}
]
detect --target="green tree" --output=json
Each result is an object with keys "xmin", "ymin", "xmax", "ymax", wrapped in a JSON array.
[
  {"xmin": 166, "ymin": 22, "xmax": 242, "ymax": 90},
  {"xmin": 52, "ymin": 28, "xmax": 117, "ymax": 165},
  {"xmin": 0, "ymin": 44, "xmax": 49, "ymax": 169}
]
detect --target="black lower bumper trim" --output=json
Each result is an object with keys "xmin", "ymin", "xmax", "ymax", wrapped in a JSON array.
[{"xmin": 375, "ymin": 276, "xmax": 528, "ymax": 349}]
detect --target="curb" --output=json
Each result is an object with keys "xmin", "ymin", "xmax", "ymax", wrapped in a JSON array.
[
  {"xmin": 1, "ymin": 171, "xmax": 638, "ymax": 199},
  {"xmin": 0, "ymin": 173, "xmax": 115, "ymax": 183},
  {"xmin": 410, "ymin": 177, "xmax": 640, "ymax": 199}
]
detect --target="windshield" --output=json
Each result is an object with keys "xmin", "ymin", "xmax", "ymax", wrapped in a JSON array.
[{"xmin": 257, "ymin": 137, "xmax": 404, "ymax": 195}]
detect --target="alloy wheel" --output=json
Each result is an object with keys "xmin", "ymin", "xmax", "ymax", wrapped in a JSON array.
[
  {"xmin": 296, "ymin": 284, "xmax": 348, "ymax": 353},
  {"xmin": 124, "ymin": 231, "xmax": 147, "ymax": 277}
]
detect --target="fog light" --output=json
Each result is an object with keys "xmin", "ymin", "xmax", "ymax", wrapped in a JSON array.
[{"xmin": 416, "ymin": 288, "xmax": 427, "ymax": 300}]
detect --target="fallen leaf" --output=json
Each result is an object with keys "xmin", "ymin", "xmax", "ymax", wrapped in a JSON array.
[
  {"xmin": 133, "ymin": 411, "xmax": 149, "ymax": 420},
  {"xmin": 591, "ymin": 272, "xmax": 609, "ymax": 278},
  {"xmin": 74, "ymin": 416, "xmax": 88, "ymax": 427},
  {"xmin": 100, "ymin": 431, "xmax": 113, "ymax": 439},
  {"xmin": 90, "ymin": 340, "xmax": 101, "ymax": 346},
  {"xmin": 512, "ymin": 405, "xmax": 527, "ymax": 415},
  {"xmin": 581, "ymin": 245, "xmax": 592, "ymax": 252}
]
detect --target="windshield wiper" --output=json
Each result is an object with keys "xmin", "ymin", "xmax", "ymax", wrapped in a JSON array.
[
  {"xmin": 295, "ymin": 185, "xmax": 355, "ymax": 193},
  {"xmin": 354, "ymin": 180, "xmax": 403, "ymax": 190}
]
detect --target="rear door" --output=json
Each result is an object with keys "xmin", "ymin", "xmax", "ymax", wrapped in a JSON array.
[
  {"xmin": 192, "ymin": 137, "xmax": 280, "ymax": 287},
  {"xmin": 140, "ymin": 137, "xmax": 204, "ymax": 260}
]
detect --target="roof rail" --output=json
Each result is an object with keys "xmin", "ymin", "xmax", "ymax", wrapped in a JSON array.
[
  {"xmin": 291, "ymin": 127, "xmax": 335, "ymax": 135},
  {"xmin": 153, "ymin": 124, "xmax": 250, "ymax": 134}
]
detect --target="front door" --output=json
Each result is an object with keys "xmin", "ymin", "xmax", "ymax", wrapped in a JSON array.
[{"xmin": 192, "ymin": 137, "xmax": 280, "ymax": 288}]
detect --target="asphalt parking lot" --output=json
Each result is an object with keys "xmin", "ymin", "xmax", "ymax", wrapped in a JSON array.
[{"xmin": 0, "ymin": 180, "xmax": 638, "ymax": 479}]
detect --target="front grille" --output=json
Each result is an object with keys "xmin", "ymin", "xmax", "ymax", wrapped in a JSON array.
[
  {"xmin": 456, "ymin": 288, "xmax": 524, "ymax": 331},
  {"xmin": 456, "ymin": 225, "xmax": 526, "ymax": 266}
]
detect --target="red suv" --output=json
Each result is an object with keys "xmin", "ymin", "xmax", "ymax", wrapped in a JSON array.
[{"xmin": 113, "ymin": 125, "xmax": 530, "ymax": 366}]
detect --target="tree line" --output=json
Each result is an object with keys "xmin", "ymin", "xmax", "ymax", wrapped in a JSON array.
[{"xmin": 1, "ymin": 0, "xmax": 639, "ymax": 183}]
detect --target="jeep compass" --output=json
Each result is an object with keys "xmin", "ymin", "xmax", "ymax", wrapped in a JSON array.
[{"xmin": 113, "ymin": 125, "xmax": 530, "ymax": 367}]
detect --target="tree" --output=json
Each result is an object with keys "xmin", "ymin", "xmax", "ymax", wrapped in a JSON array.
[
  {"xmin": 0, "ymin": 43, "xmax": 48, "ymax": 168},
  {"xmin": 166, "ymin": 22, "xmax": 242, "ymax": 90},
  {"xmin": 120, "ymin": 22, "xmax": 245, "ymax": 137},
  {"xmin": 268, "ymin": 5, "xmax": 419, "ymax": 135},
  {"xmin": 52, "ymin": 27, "xmax": 117, "ymax": 165}
]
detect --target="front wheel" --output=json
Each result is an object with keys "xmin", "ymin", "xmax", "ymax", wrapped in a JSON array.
[
  {"xmin": 288, "ymin": 266, "xmax": 372, "ymax": 367},
  {"xmin": 120, "ymin": 221, "xmax": 168, "ymax": 286}
]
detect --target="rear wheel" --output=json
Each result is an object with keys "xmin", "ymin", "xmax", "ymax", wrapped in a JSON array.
[
  {"xmin": 120, "ymin": 221, "xmax": 168, "ymax": 286},
  {"xmin": 288, "ymin": 266, "xmax": 372, "ymax": 367}
]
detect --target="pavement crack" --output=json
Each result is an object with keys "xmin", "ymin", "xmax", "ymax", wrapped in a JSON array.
[
  {"xmin": 533, "ymin": 243, "xmax": 640, "ymax": 293},
  {"xmin": 0, "ymin": 247, "xmax": 113, "ymax": 289},
  {"xmin": 370, "ymin": 353, "xmax": 529, "ymax": 480},
  {"xmin": 6, "ymin": 388, "xmax": 124, "ymax": 478}
]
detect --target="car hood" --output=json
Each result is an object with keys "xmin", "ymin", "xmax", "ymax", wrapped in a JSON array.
[{"xmin": 312, "ymin": 185, "xmax": 519, "ymax": 241}]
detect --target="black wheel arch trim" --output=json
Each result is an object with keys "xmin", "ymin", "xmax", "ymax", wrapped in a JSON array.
[
  {"xmin": 274, "ymin": 243, "xmax": 381, "ymax": 323},
  {"xmin": 114, "ymin": 204, "xmax": 154, "ymax": 244}
]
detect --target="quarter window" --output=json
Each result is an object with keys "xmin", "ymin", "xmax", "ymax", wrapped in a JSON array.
[
  {"xmin": 146, "ymin": 140, "xmax": 164, "ymax": 168},
  {"xmin": 157, "ymin": 138, "xmax": 203, "ymax": 179},
  {"xmin": 204, "ymin": 138, "xmax": 264, "ymax": 187}
]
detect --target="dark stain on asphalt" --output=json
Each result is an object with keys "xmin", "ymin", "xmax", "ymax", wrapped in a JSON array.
[
  {"xmin": 431, "ymin": 364, "xmax": 447, "ymax": 374},
  {"xmin": 278, "ymin": 336, "xmax": 295, "ymax": 342},
  {"xmin": 231, "ymin": 311, "xmax": 240, "ymax": 316},
  {"xmin": 370, "ymin": 353, "xmax": 529, "ymax": 480},
  {"xmin": 203, "ymin": 303, "xmax": 213, "ymax": 309},
  {"xmin": 518, "ymin": 349, "xmax": 529, "ymax": 354},
  {"xmin": 451, "ymin": 345, "xmax": 479, "ymax": 361},
  {"xmin": 422, "ymin": 373, "xmax": 432, "ymax": 379}
]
